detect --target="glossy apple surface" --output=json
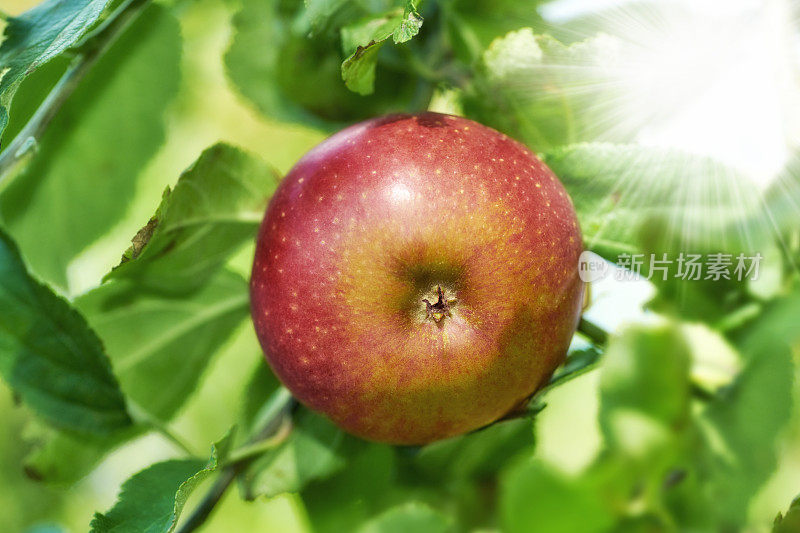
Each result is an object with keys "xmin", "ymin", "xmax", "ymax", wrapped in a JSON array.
[{"xmin": 251, "ymin": 113, "xmax": 583, "ymax": 444}]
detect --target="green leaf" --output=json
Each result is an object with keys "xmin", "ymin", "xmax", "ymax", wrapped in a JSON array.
[
  {"xmin": 302, "ymin": 440, "xmax": 396, "ymax": 533},
  {"xmin": 500, "ymin": 458, "xmax": 614, "ymax": 533},
  {"xmin": 774, "ymin": 496, "xmax": 800, "ymax": 533},
  {"xmin": 239, "ymin": 362, "xmax": 282, "ymax": 441},
  {"xmin": 392, "ymin": 2, "xmax": 423, "ymax": 44},
  {"xmin": 599, "ymin": 324, "xmax": 691, "ymax": 452},
  {"xmin": 75, "ymin": 269, "xmax": 249, "ymax": 421},
  {"xmin": 303, "ymin": 0, "xmax": 350, "ymax": 32},
  {"xmin": 0, "ymin": 0, "xmax": 112, "ymax": 141},
  {"xmin": 357, "ymin": 502, "xmax": 453, "ymax": 533},
  {"xmin": 23, "ymin": 422, "xmax": 142, "ymax": 485},
  {"xmin": 0, "ymin": 386, "xmax": 76, "ymax": 528},
  {"xmin": 765, "ymin": 150, "xmax": 800, "ymax": 225},
  {"xmin": 739, "ymin": 289, "xmax": 800, "ymax": 348},
  {"xmin": 763, "ymin": 150, "xmax": 800, "ymax": 262},
  {"xmin": 91, "ymin": 460, "xmax": 209, "ymax": 533},
  {"xmin": 468, "ymin": 30, "xmax": 621, "ymax": 151},
  {"xmin": 544, "ymin": 143, "xmax": 771, "ymax": 323},
  {"xmin": 411, "ymin": 418, "xmax": 535, "ymax": 481},
  {"xmin": 537, "ymin": 312, "xmax": 794, "ymax": 531},
  {"xmin": 225, "ymin": 0, "xmax": 329, "ymax": 126},
  {"xmin": 341, "ymin": 16, "xmax": 399, "ymax": 56},
  {"xmin": 701, "ymin": 336, "xmax": 794, "ymax": 526},
  {"xmin": 546, "ymin": 345, "xmax": 602, "ymax": 390},
  {"xmin": 647, "ymin": 276, "xmax": 754, "ymax": 326},
  {"xmin": 653, "ymin": 299, "xmax": 796, "ymax": 529},
  {"xmin": 224, "ymin": 0, "xmax": 348, "ymax": 126},
  {"xmin": 90, "ymin": 429, "xmax": 235, "ymax": 533},
  {"xmin": 542, "ymin": 143, "xmax": 767, "ymax": 259},
  {"xmin": 446, "ymin": 0, "xmax": 547, "ymax": 63},
  {"xmin": 239, "ymin": 408, "xmax": 351, "ymax": 500},
  {"xmin": 427, "ymin": 86, "xmax": 464, "ymax": 116},
  {"xmin": 105, "ymin": 143, "xmax": 279, "ymax": 294},
  {"xmin": 681, "ymin": 323, "xmax": 742, "ymax": 396},
  {"xmin": 542, "ymin": 324, "xmax": 698, "ymax": 530},
  {"xmin": 341, "ymin": 42, "xmax": 384, "ymax": 95},
  {"xmin": 0, "ymin": 55, "xmax": 65, "ymax": 157},
  {"xmin": 340, "ymin": 5, "xmax": 423, "ymax": 95},
  {"xmin": 225, "ymin": 0, "xmax": 420, "ymax": 125},
  {"xmin": 0, "ymin": 227, "xmax": 131, "ymax": 435},
  {"xmin": 0, "ymin": 5, "xmax": 181, "ymax": 290}
]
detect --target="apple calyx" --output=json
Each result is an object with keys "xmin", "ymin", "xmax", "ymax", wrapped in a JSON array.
[{"xmin": 422, "ymin": 285, "xmax": 457, "ymax": 324}]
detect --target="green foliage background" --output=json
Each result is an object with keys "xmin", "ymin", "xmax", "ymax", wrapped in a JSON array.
[{"xmin": 0, "ymin": 0, "xmax": 798, "ymax": 532}]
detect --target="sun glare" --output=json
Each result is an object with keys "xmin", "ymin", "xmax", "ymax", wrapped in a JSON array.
[
  {"xmin": 527, "ymin": 0, "xmax": 800, "ymax": 264},
  {"xmin": 543, "ymin": 0, "xmax": 799, "ymax": 189}
]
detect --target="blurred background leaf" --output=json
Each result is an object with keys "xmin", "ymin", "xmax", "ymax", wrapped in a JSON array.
[
  {"xmin": 774, "ymin": 496, "xmax": 800, "ymax": 533},
  {"xmin": 357, "ymin": 502, "xmax": 453, "ymax": 533},
  {"xmin": 23, "ymin": 423, "xmax": 141, "ymax": 485},
  {"xmin": 598, "ymin": 324, "xmax": 691, "ymax": 452},
  {"xmin": 410, "ymin": 418, "xmax": 535, "ymax": 482},
  {"xmin": 501, "ymin": 459, "xmax": 613, "ymax": 533},
  {"xmin": 0, "ymin": 4, "xmax": 181, "ymax": 292},
  {"xmin": 0, "ymin": 0, "xmax": 112, "ymax": 141},
  {"xmin": 224, "ymin": 0, "xmax": 421, "ymax": 128},
  {"xmin": 543, "ymin": 143, "xmax": 770, "ymax": 259},
  {"xmin": 75, "ymin": 269, "xmax": 249, "ymax": 422},
  {"xmin": 466, "ymin": 30, "xmax": 622, "ymax": 151}
]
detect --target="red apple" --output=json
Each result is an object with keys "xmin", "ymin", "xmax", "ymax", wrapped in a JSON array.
[{"xmin": 250, "ymin": 113, "xmax": 584, "ymax": 445}]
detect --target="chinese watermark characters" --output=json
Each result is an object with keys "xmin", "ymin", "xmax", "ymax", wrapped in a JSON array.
[{"xmin": 578, "ymin": 251, "xmax": 763, "ymax": 283}]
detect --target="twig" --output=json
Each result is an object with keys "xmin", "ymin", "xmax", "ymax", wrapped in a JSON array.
[
  {"xmin": 128, "ymin": 402, "xmax": 197, "ymax": 456},
  {"xmin": 544, "ymin": 346, "xmax": 602, "ymax": 392},
  {"xmin": 176, "ymin": 468, "xmax": 238, "ymax": 533},
  {"xmin": 577, "ymin": 316, "xmax": 609, "ymax": 346},
  {"xmin": 542, "ymin": 317, "xmax": 609, "ymax": 390},
  {"xmin": 0, "ymin": 0, "xmax": 150, "ymax": 181},
  {"xmin": 176, "ymin": 388, "xmax": 296, "ymax": 533},
  {"xmin": 147, "ymin": 417, "xmax": 197, "ymax": 457},
  {"xmin": 223, "ymin": 419, "xmax": 292, "ymax": 467}
]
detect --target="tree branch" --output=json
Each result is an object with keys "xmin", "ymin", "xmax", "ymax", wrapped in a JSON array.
[
  {"xmin": 176, "ymin": 388, "xmax": 296, "ymax": 533},
  {"xmin": 176, "ymin": 468, "xmax": 239, "ymax": 533},
  {"xmin": 577, "ymin": 316, "xmax": 609, "ymax": 346},
  {"xmin": 0, "ymin": 0, "xmax": 150, "ymax": 182},
  {"xmin": 125, "ymin": 399, "xmax": 200, "ymax": 456}
]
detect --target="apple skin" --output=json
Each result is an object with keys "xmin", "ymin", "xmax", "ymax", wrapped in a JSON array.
[{"xmin": 250, "ymin": 113, "xmax": 583, "ymax": 445}]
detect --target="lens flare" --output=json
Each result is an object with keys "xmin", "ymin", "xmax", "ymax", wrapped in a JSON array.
[{"xmin": 523, "ymin": 0, "xmax": 800, "ymax": 268}]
